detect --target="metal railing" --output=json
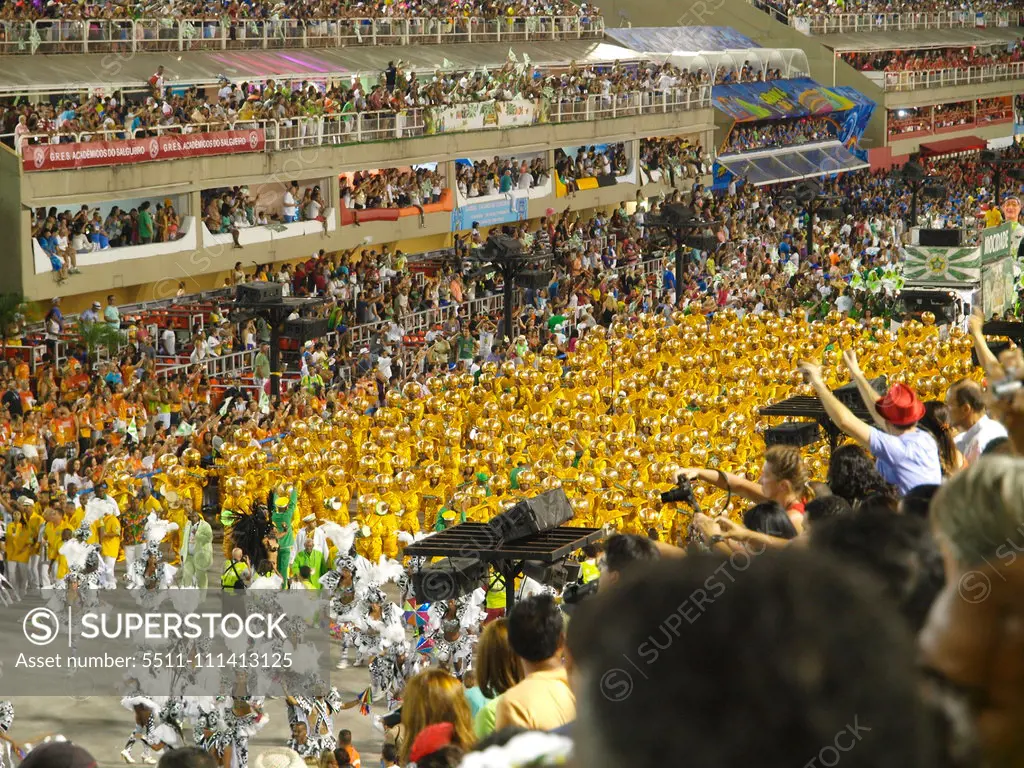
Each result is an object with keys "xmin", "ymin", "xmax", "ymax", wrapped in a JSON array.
[
  {"xmin": 882, "ymin": 62, "xmax": 1024, "ymax": 91},
  {"xmin": 10, "ymin": 88, "xmax": 711, "ymax": 166},
  {"xmin": 765, "ymin": 7, "xmax": 1022, "ymax": 34},
  {"xmin": 0, "ymin": 14, "xmax": 604, "ymax": 55}
]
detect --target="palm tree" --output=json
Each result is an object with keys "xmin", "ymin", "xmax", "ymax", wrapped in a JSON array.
[
  {"xmin": 76, "ymin": 321, "xmax": 123, "ymax": 366},
  {"xmin": 0, "ymin": 293, "xmax": 26, "ymax": 356}
]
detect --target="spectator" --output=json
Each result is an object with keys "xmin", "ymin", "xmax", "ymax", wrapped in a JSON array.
[
  {"xmin": 399, "ymin": 669, "xmax": 475, "ymax": 765},
  {"xmin": 494, "ymin": 594, "xmax": 575, "ymax": 731},
  {"xmin": 945, "ymin": 379, "xmax": 1008, "ymax": 464},
  {"xmin": 568, "ymin": 550, "xmax": 938, "ymax": 768},
  {"xmin": 472, "ymin": 618, "xmax": 524, "ymax": 739}
]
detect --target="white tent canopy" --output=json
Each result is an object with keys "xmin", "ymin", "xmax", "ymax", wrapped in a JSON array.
[{"xmin": 661, "ymin": 48, "xmax": 810, "ymax": 80}]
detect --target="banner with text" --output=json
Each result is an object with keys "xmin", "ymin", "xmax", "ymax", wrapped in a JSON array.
[
  {"xmin": 424, "ymin": 99, "xmax": 546, "ymax": 136},
  {"xmin": 452, "ymin": 194, "xmax": 529, "ymax": 231},
  {"xmin": 23, "ymin": 129, "xmax": 266, "ymax": 172},
  {"xmin": 981, "ymin": 222, "xmax": 1012, "ymax": 263}
]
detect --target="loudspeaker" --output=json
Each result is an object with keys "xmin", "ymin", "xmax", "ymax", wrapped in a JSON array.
[
  {"xmin": 662, "ymin": 203, "xmax": 702, "ymax": 228},
  {"xmin": 764, "ymin": 422, "xmax": 820, "ymax": 447},
  {"xmin": 522, "ymin": 559, "xmax": 581, "ymax": 590},
  {"xmin": 517, "ymin": 270, "xmax": 554, "ymax": 290},
  {"xmin": 486, "ymin": 488, "xmax": 574, "ymax": 545},
  {"xmin": 919, "ymin": 228, "xmax": 962, "ymax": 247},
  {"xmin": 484, "ymin": 234, "xmax": 524, "ymax": 260},
  {"xmin": 284, "ymin": 317, "xmax": 330, "ymax": 340},
  {"xmin": 833, "ymin": 377, "xmax": 887, "ymax": 411},
  {"xmin": 412, "ymin": 557, "xmax": 488, "ymax": 602},
  {"xmin": 236, "ymin": 282, "xmax": 283, "ymax": 304}
]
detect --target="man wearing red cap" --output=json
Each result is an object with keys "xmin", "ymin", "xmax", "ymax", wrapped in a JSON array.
[{"xmin": 798, "ymin": 351, "xmax": 942, "ymax": 495}]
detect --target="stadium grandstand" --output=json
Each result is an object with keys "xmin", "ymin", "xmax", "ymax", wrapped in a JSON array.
[{"xmin": 1, "ymin": 2, "xmax": 1024, "ymax": 768}]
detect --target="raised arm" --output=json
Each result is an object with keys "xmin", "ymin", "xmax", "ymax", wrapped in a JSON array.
[
  {"xmin": 842, "ymin": 349, "xmax": 886, "ymax": 428},
  {"xmin": 676, "ymin": 468, "xmax": 769, "ymax": 504},
  {"xmin": 968, "ymin": 308, "xmax": 1005, "ymax": 381},
  {"xmin": 797, "ymin": 360, "xmax": 872, "ymax": 448}
]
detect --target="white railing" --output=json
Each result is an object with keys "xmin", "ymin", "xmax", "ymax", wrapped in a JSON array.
[
  {"xmin": 776, "ymin": 8, "xmax": 1022, "ymax": 34},
  {"xmin": 882, "ymin": 62, "xmax": 1024, "ymax": 91},
  {"xmin": 154, "ymin": 348, "xmax": 255, "ymax": 380},
  {"xmin": 0, "ymin": 14, "xmax": 604, "ymax": 55},
  {"xmin": 9, "ymin": 88, "xmax": 712, "ymax": 167}
]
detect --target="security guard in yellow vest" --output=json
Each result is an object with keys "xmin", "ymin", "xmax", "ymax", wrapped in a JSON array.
[
  {"xmin": 579, "ymin": 544, "xmax": 600, "ymax": 583},
  {"xmin": 483, "ymin": 566, "xmax": 507, "ymax": 624},
  {"xmin": 221, "ymin": 548, "xmax": 250, "ymax": 591}
]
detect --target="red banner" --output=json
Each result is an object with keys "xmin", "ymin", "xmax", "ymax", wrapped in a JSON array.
[{"xmin": 22, "ymin": 129, "xmax": 266, "ymax": 172}]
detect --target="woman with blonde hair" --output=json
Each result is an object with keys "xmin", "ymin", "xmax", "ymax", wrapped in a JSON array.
[
  {"xmin": 472, "ymin": 618, "xmax": 524, "ymax": 739},
  {"xmin": 679, "ymin": 444, "xmax": 813, "ymax": 531},
  {"xmin": 399, "ymin": 669, "xmax": 475, "ymax": 765}
]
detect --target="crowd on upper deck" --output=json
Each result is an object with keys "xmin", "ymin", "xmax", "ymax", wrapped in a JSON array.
[{"xmin": 842, "ymin": 44, "xmax": 1024, "ymax": 72}]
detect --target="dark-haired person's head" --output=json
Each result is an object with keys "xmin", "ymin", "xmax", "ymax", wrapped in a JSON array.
[
  {"xmin": 827, "ymin": 444, "xmax": 897, "ymax": 506},
  {"xmin": 808, "ymin": 481, "xmax": 832, "ymax": 499},
  {"xmin": 567, "ymin": 550, "xmax": 936, "ymax": 768},
  {"xmin": 742, "ymin": 501, "xmax": 798, "ymax": 539},
  {"xmin": 159, "ymin": 748, "xmax": 217, "ymax": 768},
  {"xmin": 855, "ymin": 492, "xmax": 900, "ymax": 515},
  {"xmin": 810, "ymin": 508, "xmax": 945, "ymax": 632},
  {"xmin": 333, "ymin": 748, "xmax": 351, "ymax": 768},
  {"xmin": 601, "ymin": 533, "xmax": 659, "ymax": 590},
  {"xmin": 507, "ymin": 593, "xmax": 565, "ymax": 665},
  {"xmin": 944, "ymin": 379, "xmax": 988, "ymax": 432},
  {"xmin": 804, "ymin": 495, "xmax": 852, "ymax": 526},
  {"xmin": 981, "ymin": 436, "xmax": 1012, "ymax": 456},
  {"xmin": 380, "ymin": 743, "xmax": 398, "ymax": 767},
  {"xmin": 20, "ymin": 743, "xmax": 98, "ymax": 768},
  {"xmin": 337, "ymin": 730, "xmax": 353, "ymax": 747},
  {"xmin": 899, "ymin": 484, "xmax": 940, "ymax": 519}
]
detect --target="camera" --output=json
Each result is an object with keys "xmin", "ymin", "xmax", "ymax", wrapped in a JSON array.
[
  {"xmin": 660, "ymin": 475, "xmax": 697, "ymax": 506},
  {"xmin": 562, "ymin": 578, "xmax": 599, "ymax": 605}
]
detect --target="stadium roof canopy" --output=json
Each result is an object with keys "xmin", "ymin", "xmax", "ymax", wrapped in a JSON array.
[
  {"xmin": 0, "ymin": 39, "xmax": 646, "ymax": 96},
  {"xmin": 717, "ymin": 140, "xmax": 869, "ymax": 186},
  {"xmin": 820, "ymin": 26, "xmax": 1023, "ymax": 52},
  {"xmin": 919, "ymin": 135, "xmax": 987, "ymax": 157},
  {"xmin": 605, "ymin": 26, "xmax": 761, "ymax": 52}
]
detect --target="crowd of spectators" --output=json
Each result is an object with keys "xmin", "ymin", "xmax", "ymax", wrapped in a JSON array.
[
  {"xmin": 455, "ymin": 155, "xmax": 550, "ymax": 198},
  {"xmin": 754, "ymin": 0, "xmax": 1021, "ymax": 18},
  {"xmin": 639, "ymin": 137, "xmax": 708, "ymax": 186},
  {"xmin": 33, "ymin": 199, "xmax": 182, "ymax": 277},
  {"xmin": 340, "ymin": 167, "xmax": 445, "ymax": 212},
  {"xmin": 0, "ymin": 0, "xmax": 596, "ymax": 23},
  {"xmin": 8, "ymin": 137, "xmax": 1024, "ymax": 768},
  {"xmin": 933, "ymin": 101, "xmax": 974, "ymax": 130},
  {"xmin": 553, "ymin": 143, "xmax": 628, "ymax": 192},
  {"xmin": 721, "ymin": 116, "xmax": 837, "ymax": 154},
  {"xmin": 842, "ymin": 43, "xmax": 1024, "ymax": 72},
  {"xmin": 0, "ymin": 61, "xmax": 708, "ymax": 153}
]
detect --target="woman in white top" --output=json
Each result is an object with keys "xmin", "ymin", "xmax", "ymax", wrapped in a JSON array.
[{"xmin": 305, "ymin": 197, "xmax": 323, "ymax": 221}]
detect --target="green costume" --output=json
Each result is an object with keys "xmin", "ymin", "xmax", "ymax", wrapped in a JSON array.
[
  {"xmin": 272, "ymin": 487, "xmax": 298, "ymax": 577},
  {"xmin": 291, "ymin": 548, "xmax": 327, "ymax": 588}
]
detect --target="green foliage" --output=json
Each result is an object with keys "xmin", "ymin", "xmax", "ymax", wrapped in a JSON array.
[{"xmin": 77, "ymin": 321, "xmax": 123, "ymax": 362}]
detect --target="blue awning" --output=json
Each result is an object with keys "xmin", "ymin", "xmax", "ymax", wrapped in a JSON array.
[{"xmin": 717, "ymin": 141, "xmax": 868, "ymax": 186}]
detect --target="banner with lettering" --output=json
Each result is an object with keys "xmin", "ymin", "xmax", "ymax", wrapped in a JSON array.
[
  {"xmin": 424, "ymin": 99, "xmax": 545, "ymax": 136},
  {"xmin": 981, "ymin": 222, "xmax": 1012, "ymax": 263},
  {"xmin": 23, "ymin": 130, "xmax": 265, "ymax": 171},
  {"xmin": 712, "ymin": 78, "xmax": 874, "ymax": 123},
  {"xmin": 451, "ymin": 194, "xmax": 528, "ymax": 231}
]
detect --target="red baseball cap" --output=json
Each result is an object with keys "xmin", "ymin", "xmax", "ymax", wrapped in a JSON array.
[
  {"xmin": 875, "ymin": 383, "xmax": 926, "ymax": 426},
  {"xmin": 409, "ymin": 722, "xmax": 455, "ymax": 764}
]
